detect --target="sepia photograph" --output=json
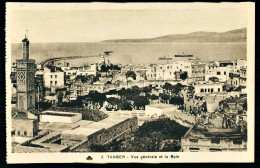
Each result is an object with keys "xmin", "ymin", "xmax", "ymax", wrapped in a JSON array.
[{"xmin": 6, "ymin": 2, "xmax": 255, "ymax": 163}]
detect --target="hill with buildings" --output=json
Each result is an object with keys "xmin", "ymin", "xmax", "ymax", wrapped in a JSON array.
[{"xmin": 101, "ymin": 28, "xmax": 246, "ymax": 43}]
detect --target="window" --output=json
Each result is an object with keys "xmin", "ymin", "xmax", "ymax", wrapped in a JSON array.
[
  {"xmin": 154, "ymin": 74, "xmax": 156, "ymax": 77},
  {"xmin": 211, "ymin": 88, "xmax": 214, "ymax": 93},
  {"xmin": 218, "ymin": 88, "xmax": 220, "ymax": 92},
  {"xmin": 233, "ymin": 139, "xmax": 242, "ymax": 145},
  {"xmin": 50, "ymin": 75, "xmax": 53, "ymax": 78},
  {"xmin": 50, "ymin": 81, "xmax": 53, "ymax": 85},
  {"xmin": 200, "ymin": 89, "xmax": 204, "ymax": 93},
  {"xmin": 55, "ymin": 81, "xmax": 57, "ymax": 85},
  {"xmin": 17, "ymin": 131, "xmax": 20, "ymax": 136},
  {"xmin": 217, "ymin": 71, "xmax": 221, "ymax": 75},
  {"xmin": 224, "ymin": 71, "xmax": 226, "ymax": 75},
  {"xmin": 147, "ymin": 74, "xmax": 149, "ymax": 77},
  {"xmin": 170, "ymin": 72, "xmax": 172, "ymax": 75},
  {"xmin": 204, "ymin": 89, "xmax": 207, "ymax": 92},
  {"xmin": 160, "ymin": 67, "xmax": 162, "ymax": 69},
  {"xmin": 24, "ymin": 131, "xmax": 27, "ymax": 136},
  {"xmin": 167, "ymin": 66, "xmax": 169, "ymax": 69},
  {"xmin": 55, "ymin": 75, "xmax": 57, "ymax": 78},
  {"xmin": 208, "ymin": 88, "xmax": 210, "ymax": 92},
  {"xmin": 209, "ymin": 148, "xmax": 222, "ymax": 152}
]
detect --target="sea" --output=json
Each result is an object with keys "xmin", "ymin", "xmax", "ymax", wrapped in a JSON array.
[{"xmin": 11, "ymin": 42, "xmax": 247, "ymax": 66}]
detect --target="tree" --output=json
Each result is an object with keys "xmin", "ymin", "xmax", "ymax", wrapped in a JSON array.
[
  {"xmin": 162, "ymin": 82, "xmax": 173, "ymax": 94},
  {"xmin": 133, "ymin": 96, "xmax": 149, "ymax": 110},
  {"xmin": 86, "ymin": 91, "xmax": 107, "ymax": 109},
  {"xmin": 125, "ymin": 71, "xmax": 136, "ymax": 80},
  {"xmin": 119, "ymin": 100, "xmax": 133, "ymax": 111},
  {"xmin": 131, "ymin": 86, "xmax": 141, "ymax": 95},
  {"xmin": 169, "ymin": 96, "xmax": 184, "ymax": 108},
  {"xmin": 145, "ymin": 92, "xmax": 151, "ymax": 100},
  {"xmin": 171, "ymin": 83, "xmax": 183, "ymax": 95},
  {"xmin": 57, "ymin": 92, "xmax": 63, "ymax": 104},
  {"xmin": 106, "ymin": 97, "xmax": 120, "ymax": 110},
  {"xmin": 180, "ymin": 71, "xmax": 188, "ymax": 81},
  {"xmin": 151, "ymin": 94, "xmax": 159, "ymax": 100},
  {"xmin": 82, "ymin": 76, "xmax": 88, "ymax": 83},
  {"xmin": 118, "ymin": 88, "xmax": 127, "ymax": 100},
  {"xmin": 142, "ymin": 86, "xmax": 152, "ymax": 93},
  {"xmin": 159, "ymin": 93, "xmax": 170, "ymax": 104}
]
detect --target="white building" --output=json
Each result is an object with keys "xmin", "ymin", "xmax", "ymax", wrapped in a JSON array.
[
  {"xmin": 146, "ymin": 64, "xmax": 157, "ymax": 80},
  {"xmin": 146, "ymin": 61, "xmax": 191, "ymax": 81},
  {"xmin": 236, "ymin": 59, "xmax": 247, "ymax": 72},
  {"xmin": 77, "ymin": 64, "xmax": 97, "ymax": 76},
  {"xmin": 194, "ymin": 83, "xmax": 223, "ymax": 94},
  {"xmin": 156, "ymin": 64, "xmax": 175, "ymax": 80},
  {"xmin": 174, "ymin": 61, "xmax": 192, "ymax": 76},
  {"xmin": 44, "ymin": 66, "xmax": 65, "ymax": 88},
  {"xmin": 205, "ymin": 66, "xmax": 231, "ymax": 82},
  {"xmin": 40, "ymin": 111, "xmax": 82, "ymax": 123},
  {"xmin": 239, "ymin": 68, "xmax": 247, "ymax": 87}
]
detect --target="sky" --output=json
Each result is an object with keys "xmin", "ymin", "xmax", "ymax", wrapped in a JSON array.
[{"xmin": 7, "ymin": 3, "xmax": 248, "ymax": 43}]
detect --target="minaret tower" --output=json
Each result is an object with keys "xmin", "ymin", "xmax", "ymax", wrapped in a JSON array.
[{"xmin": 16, "ymin": 32, "xmax": 36, "ymax": 110}]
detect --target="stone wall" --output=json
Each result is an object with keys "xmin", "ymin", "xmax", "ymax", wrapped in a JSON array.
[{"xmin": 70, "ymin": 117, "xmax": 138, "ymax": 152}]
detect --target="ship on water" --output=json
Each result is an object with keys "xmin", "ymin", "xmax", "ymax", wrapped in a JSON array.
[{"xmin": 175, "ymin": 52, "xmax": 193, "ymax": 57}]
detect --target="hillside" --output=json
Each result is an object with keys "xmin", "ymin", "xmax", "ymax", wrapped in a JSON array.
[{"xmin": 101, "ymin": 28, "xmax": 246, "ymax": 43}]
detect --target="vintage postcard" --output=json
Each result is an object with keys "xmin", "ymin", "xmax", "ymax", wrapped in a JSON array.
[{"xmin": 6, "ymin": 2, "xmax": 255, "ymax": 163}]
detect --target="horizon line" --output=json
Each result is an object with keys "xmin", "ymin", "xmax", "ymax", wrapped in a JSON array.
[{"xmin": 10, "ymin": 27, "xmax": 246, "ymax": 44}]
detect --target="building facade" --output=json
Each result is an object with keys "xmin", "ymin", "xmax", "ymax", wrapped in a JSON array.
[
  {"xmin": 44, "ymin": 67, "xmax": 65, "ymax": 89},
  {"xmin": 12, "ymin": 117, "xmax": 39, "ymax": 137},
  {"xmin": 194, "ymin": 83, "xmax": 223, "ymax": 94}
]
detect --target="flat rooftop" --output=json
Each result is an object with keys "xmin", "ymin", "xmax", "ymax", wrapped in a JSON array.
[
  {"xmin": 62, "ymin": 127, "xmax": 102, "ymax": 137},
  {"xmin": 39, "ymin": 120, "xmax": 94, "ymax": 131},
  {"xmin": 61, "ymin": 116, "xmax": 133, "ymax": 137}
]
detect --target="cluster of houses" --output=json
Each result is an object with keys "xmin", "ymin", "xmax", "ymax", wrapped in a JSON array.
[
  {"xmin": 10, "ymin": 36, "xmax": 248, "ymax": 153},
  {"xmin": 11, "ymin": 55, "xmax": 247, "ymax": 114}
]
